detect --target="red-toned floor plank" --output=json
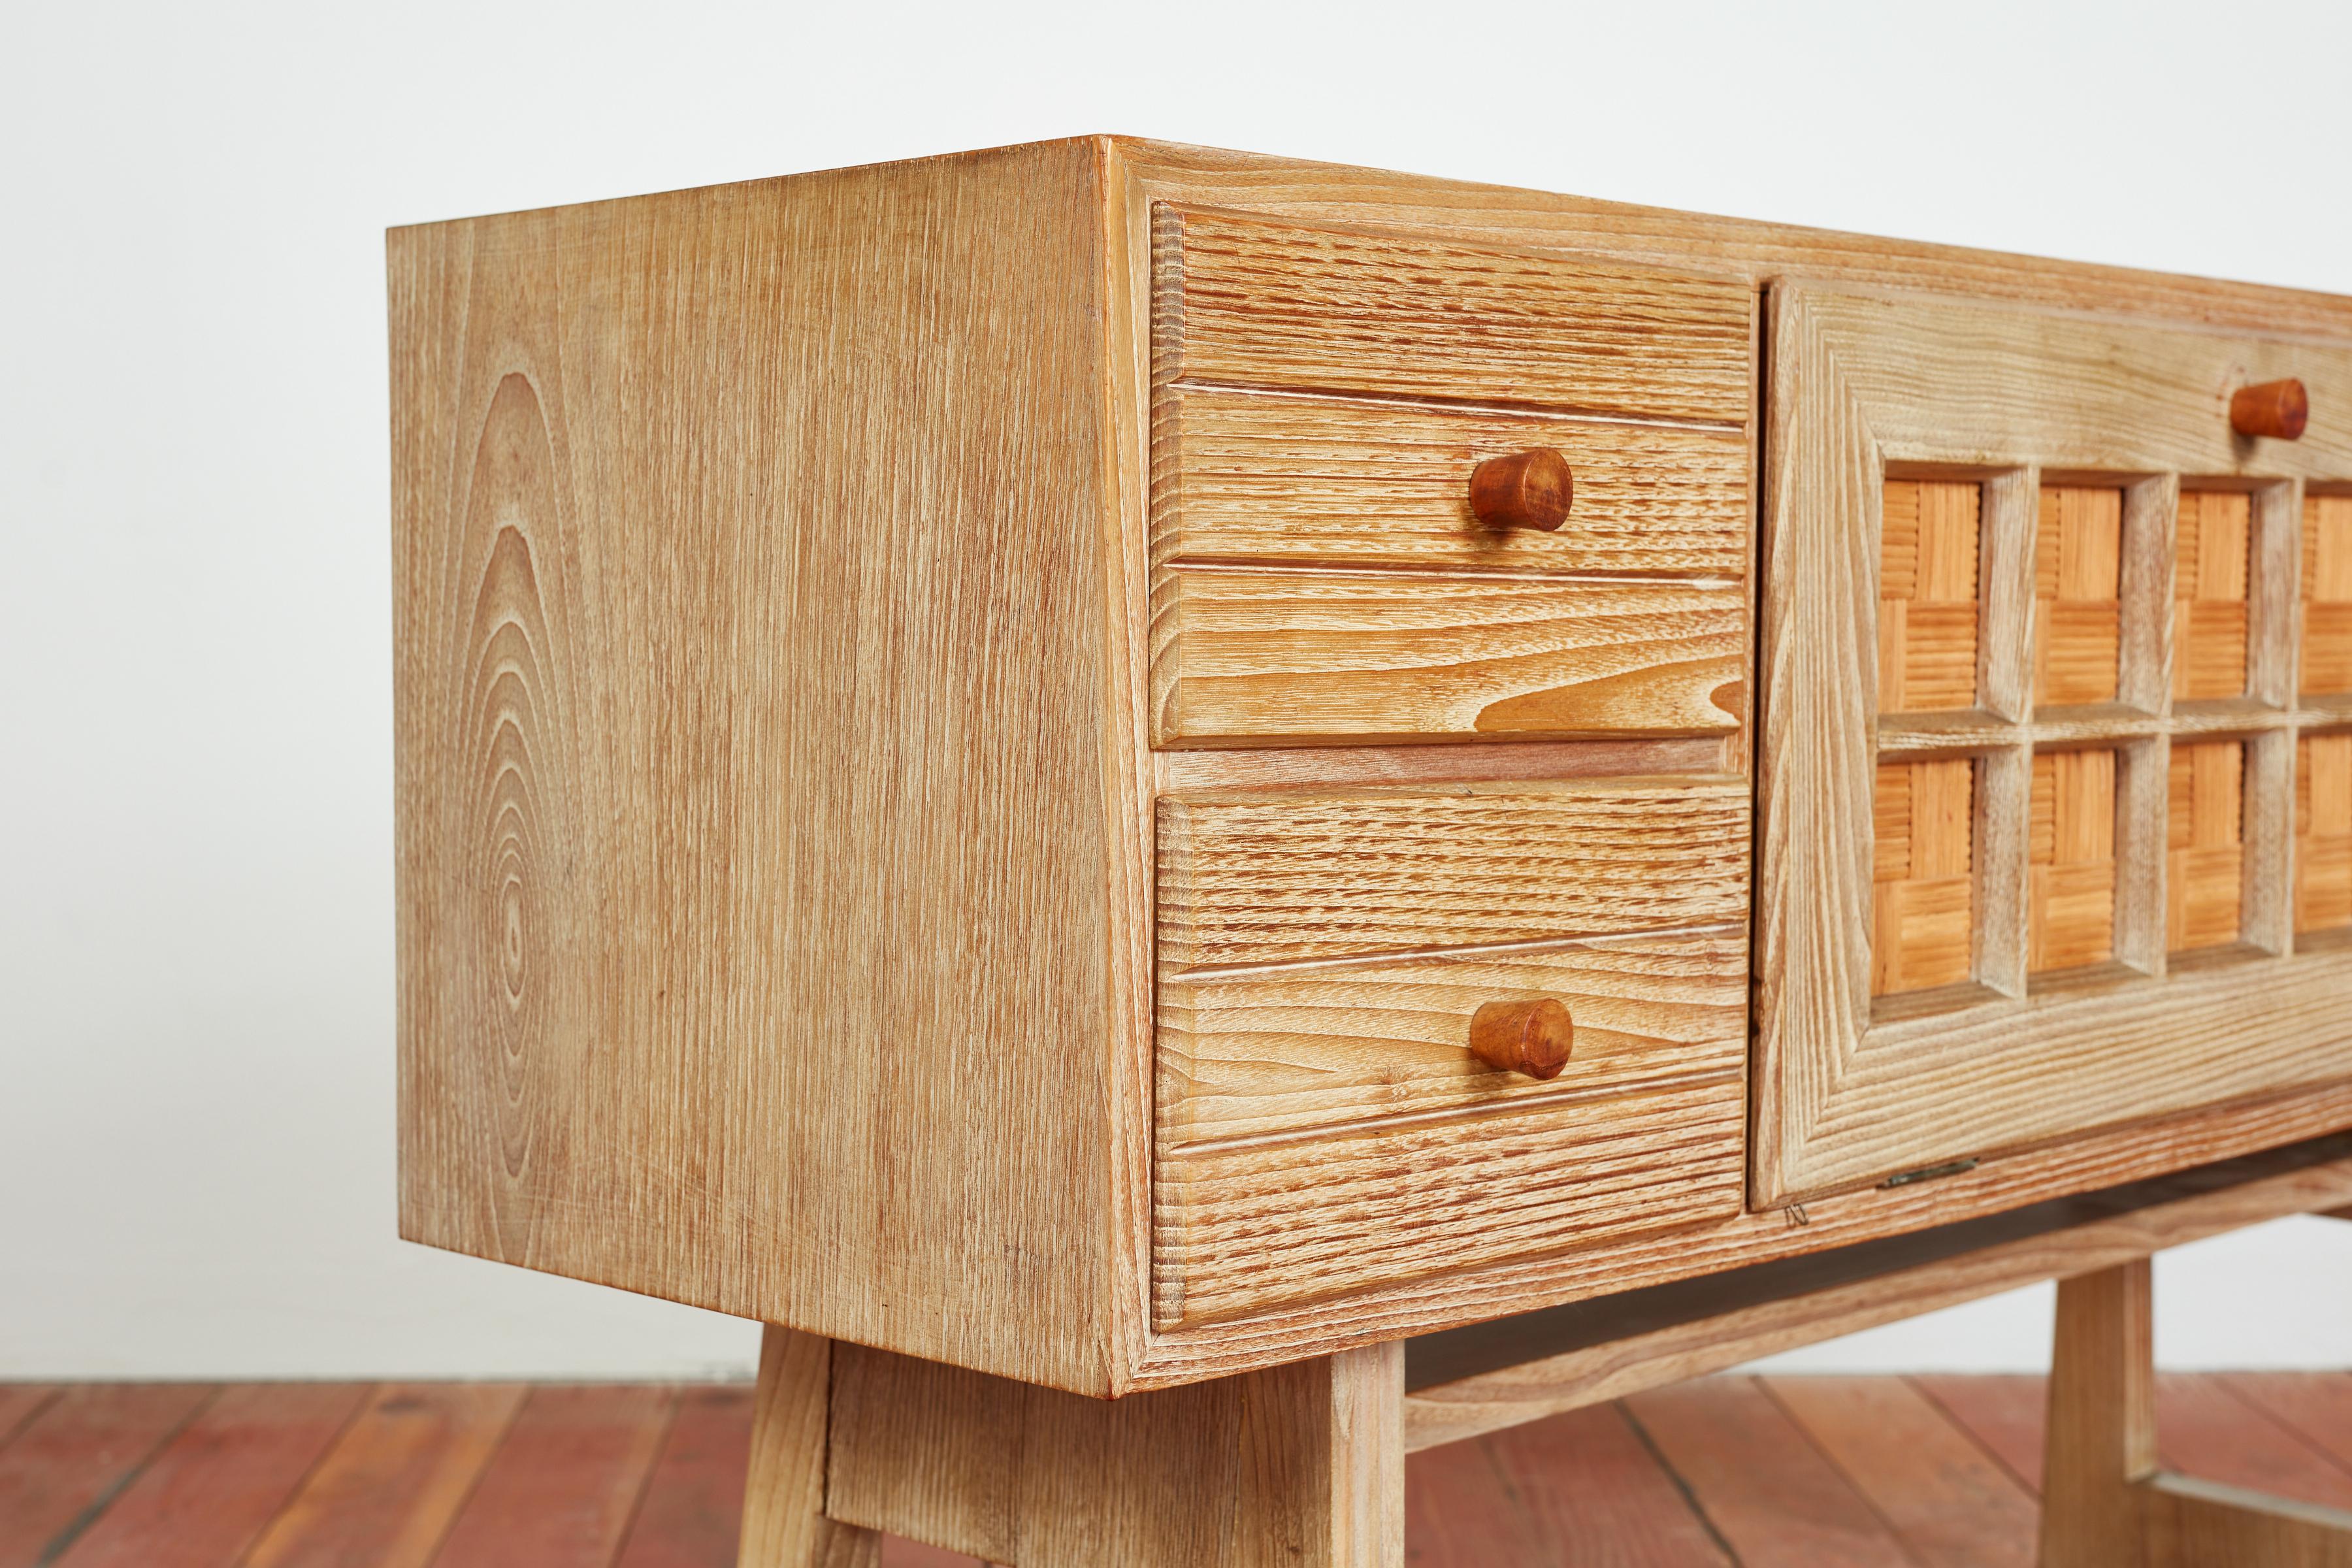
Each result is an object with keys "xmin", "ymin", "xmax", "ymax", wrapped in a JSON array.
[
  {"xmin": 2156, "ymin": 1372, "xmax": 2352, "ymax": 1512},
  {"xmin": 610, "ymin": 1386, "xmax": 754, "ymax": 1568},
  {"xmin": 1482, "ymin": 1403, "xmax": 1732, "ymax": 1565},
  {"xmin": 0, "ymin": 1388, "xmax": 59, "ymax": 1455},
  {"xmin": 238, "ymin": 1383, "xmax": 523, "ymax": 1568},
  {"xmin": 51, "ymin": 1383, "xmax": 366, "ymax": 1568},
  {"xmin": 0, "ymin": 1383, "xmax": 214, "ymax": 1567},
  {"xmin": 434, "ymin": 1385, "xmax": 674, "ymax": 1568},
  {"xmin": 878, "ymin": 1537, "xmax": 985, "ymax": 1567},
  {"xmin": 1625, "ymin": 1376, "xmax": 1912, "ymax": 1567},
  {"xmin": 1404, "ymin": 1432, "xmax": 1556, "ymax": 1566},
  {"xmin": 2223, "ymin": 1373, "xmax": 2352, "ymax": 1475},
  {"xmin": 1910, "ymin": 1373, "xmax": 2048, "ymax": 1494},
  {"xmin": 1768, "ymin": 1375, "xmax": 2038, "ymax": 1568}
]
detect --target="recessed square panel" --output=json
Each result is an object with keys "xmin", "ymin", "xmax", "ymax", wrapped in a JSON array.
[
  {"xmin": 1880, "ymin": 480, "xmax": 1981, "ymax": 713},
  {"xmin": 2168, "ymin": 739, "xmax": 2246, "ymax": 951},
  {"xmin": 2299, "ymin": 732, "xmax": 2352, "ymax": 936},
  {"xmin": 1872, "ymin": 757, "xmax": 1976, "ymax": 996},
  {"xmin": 2307, "ymin": 493, "xmax": 2352, "ymax": 698},
  {"xmin": 2036, "ymin": 487, "xmax": 2122, "ymax": 707},
  {"xmin": 2174, "ymin": 493, "xmax": 2251, "ymax": 702},
  {"xmin": 2030, "ymin": 747, "xmax": 2117, "ymax": 973}
]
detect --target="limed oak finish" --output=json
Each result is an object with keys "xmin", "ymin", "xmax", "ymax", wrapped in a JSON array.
[{"xmin": 390, "ymin": 137, "xmax": 2352, "ymax": 1565}]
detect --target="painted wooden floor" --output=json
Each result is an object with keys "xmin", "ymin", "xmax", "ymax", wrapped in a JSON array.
[{"xmin": 4, "ymin": 1374, "xmax": 2352, "ymax": 1566}]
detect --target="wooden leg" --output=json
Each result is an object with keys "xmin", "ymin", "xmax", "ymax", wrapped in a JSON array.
[
  {"xmin": 821, "ymin": 1337, "xmax": 1404, "ymax": 1568},
  {"xmin": 2041, "ymin": 1258, "xmax": 2158, "ymax": 1567},
  {"xmin": 2040, "ymin": 1259, "xmax": 2352, "ymax": 1567},
  {"xmin": 739, "ymin": 1326, "xmax": 881, "ymax": 1568}
]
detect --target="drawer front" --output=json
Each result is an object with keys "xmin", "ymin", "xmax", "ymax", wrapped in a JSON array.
[
  {"xmin": 1152, "ymin": 779, "xmax": 1750, "ymax": 1329},
  {"xmin": 1154, "ymin": 385, "xmax": 1750, "ymax": 576},
  {"xmin": 1149, "ymin": 205, "xmax": 1756, "ymax": 747},
  {"xmin": 1151, "ymin": 569, "xmax": 1746, "ymax": 745},
  {"xmin": 1154, "ymin": 1075, "xmax": 1745, "ymax": 1328},
  {"xmin": 1154, "ymin": 205, "xmax": 1753, "ymax": 423},
  {"xmin": 1159, "ymin": 933, "xmax": 1749, "ymax": 1145}
]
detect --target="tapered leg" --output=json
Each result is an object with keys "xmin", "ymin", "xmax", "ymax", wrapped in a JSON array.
[
  {"xmin": 739, "ymin": 1326, "xmax": 881, "ymax": 1568},
  {"xmin": 2040, "ymin": 1258, "xmax": 2352, "ymax": 1568},
  {"xmin": 2040, "ymin": 1260, "xmax": 2157, "ymax": 1567}
]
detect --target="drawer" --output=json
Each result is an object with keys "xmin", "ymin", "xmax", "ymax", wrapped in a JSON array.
[
  {"xmin": 1152, "ymin": 1074, "xmax": 1746, "ymax": 1328},
  {"xmin": 1153, "ymin": 205, "xmax": 1754, "ymax": 423},
  {"xmin": 1151, "ymin": 779, "xmax": 1752, "ymax": 1328},
  {"xmin": 1158, "ymin": 932, "xmax": 1750, "ymax": 1145},
  {"xmin": 1151, "ymin": 569, "xmax": 1746, "ymax": 745},
  {"xmin": 1152, "ymin": 385, "xmax": 1749, "ymax": 576}
]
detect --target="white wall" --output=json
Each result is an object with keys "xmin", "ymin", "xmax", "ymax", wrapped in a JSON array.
[{"xmin": 5, "ymin": 0, "xmax": 2349, "ymax": 1380}]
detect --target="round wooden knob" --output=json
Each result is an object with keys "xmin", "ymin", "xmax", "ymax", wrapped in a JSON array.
[
  {"xmin": 2230, "ymin": 379, "xmax": 2308, "ymax": 440},
  {"xmin": 1469, "ymin": 449, "xmax": 1574, "ymax": 531},
  {"xmin": 1468, "ymin": 998, "xmax": 1575, "ymax": 1081}
]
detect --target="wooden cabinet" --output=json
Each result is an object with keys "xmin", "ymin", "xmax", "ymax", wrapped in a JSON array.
[{"xmin": 389, "ymin": 139, "xmax": 2352, "ymax": 1449}]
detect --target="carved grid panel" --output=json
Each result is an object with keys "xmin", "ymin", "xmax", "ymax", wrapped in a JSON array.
[{"xmin": 1867, "ymin": 473, "xmax": 2319, "ymax": 1010}]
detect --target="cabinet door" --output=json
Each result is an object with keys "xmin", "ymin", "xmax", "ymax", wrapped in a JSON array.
[{"xmin": 1754, "ymin": 284, "xmax": 2352, "ymax": 1203}]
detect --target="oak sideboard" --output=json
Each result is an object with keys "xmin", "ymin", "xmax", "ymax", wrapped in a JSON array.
[{"xmin": 390, "ymin": 137, "xmax": 2352, "ymax": 1566}]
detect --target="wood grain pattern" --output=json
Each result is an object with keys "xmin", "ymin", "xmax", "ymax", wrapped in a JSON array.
[
  {"xmin": 51, "ymin": 1385, "xmax": 366, "ymax": 1568},
  {"xmin": 1136, "ymin": 1070, "xmax": 2352, "ymax": 1389},
  {"xmin": 2141, "ymin": 1475, "xmax": 2352, "ymax": 1567},
  {"xmin": 1149, "ymin": 566, "xmax": 1745, "ymax": 743},
  {"xmin": 1398, "ymin": 1144, "xmax": 2352, "ymax": 1451},
  {"xmin": 2038, "ymin": 485, "xmax": 2125, "ymax": 707},
  {"xmin": 2175, "ymin": 492, "xmax": 2253, "ymax": 702},
  {"xmin": 2310, "ymin": 494, "xmax": 2352, "ymax": 697},
  {"xmin": 738, "ymin": 1330, "xmax": 878, "ymax": 1568},
  {"xmin": 1156, "ymin": 779, "xmax": 1748, "ymax": 969},
  {"xmin": 2031, "ymin": 748, "xmax": 2120, "ymax": 974},
  {"xmin": 2040, "ymin": 1262, "xmax": 2352, "ymax": 1566},
  {"xmin": 2041, "ymin": 1260, "xmax": 2157, "ymax": 1567},
  {"xmin": 1153, "ymin": 932, "xmax": 1746, "ymax": 1145},
  {"xmin": 1153, "ymin": 1075, "xmax": 1744, "ymax": 1328},
  {"xmin": 240, "ymin": 1384, "xmax": 524, "ymax": 1568},
  {"xmin": 1151, "ymin": 385, "xmax": 1748, "ymax": 574},
  {"xmin": 828, "ymin": 1339, "xmax": 1404, "ymax": 1568},
  {"xmin": 391, "ymin": 140, "xmax": 1152, "ymax": 1396},
  {"xmin": 2170, "ymin": 740, "xmax": 2247, "ymax": 953},
  {"xmin": 2300, "ymin": 732, "xmax": 2352, "ymax": 935},
  {"xmin": 1153, "ymin": 203, "xmax": 1753, "ymax": 422},
  {"xmin": 1756, "ymin": 279, "xmax": 2352, "ymax": 1205},
  {"xmin": 1880, "ymin": 478, "xmax": 1983, "ymax": 713},
  {"xmin": 1872, "ymin": 758, "xmax": 1977, "ymax": 995}
]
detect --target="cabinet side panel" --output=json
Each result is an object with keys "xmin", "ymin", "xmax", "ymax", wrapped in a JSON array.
[{"xmin": 390, "ymin": 142, "xmax": 1120, "ymax": 1392}]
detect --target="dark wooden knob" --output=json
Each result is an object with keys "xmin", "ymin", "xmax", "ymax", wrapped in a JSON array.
[
  {"xmin": 2231, "ymin": 379, "xmax": 2308, "ymax": 440},
  {"xmin": 1468, "ymin": 998, "xmax": 1575, "ymax": 1081},
  {"xmin": 1469, "ymin": 449, "xmax": 1574, "ymax": 531}
]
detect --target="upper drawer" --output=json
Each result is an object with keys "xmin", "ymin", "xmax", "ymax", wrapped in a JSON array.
[
  {"xmin": 1152, "ymin": 385, "xmax": 1750, "ymax": 576},
  {"xmin": 1153, "ymin": 205, "xmax": 1754, "ymax": 424}
]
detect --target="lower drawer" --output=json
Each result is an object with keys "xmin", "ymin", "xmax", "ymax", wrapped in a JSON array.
[
  {"xmin": 1150, "ymin": 776, "xmax": 1752, "ymax": 1329},
  {"xmin": 1152, "ymin": 1072, "xmax": 1746, "ymax": 1329}
]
